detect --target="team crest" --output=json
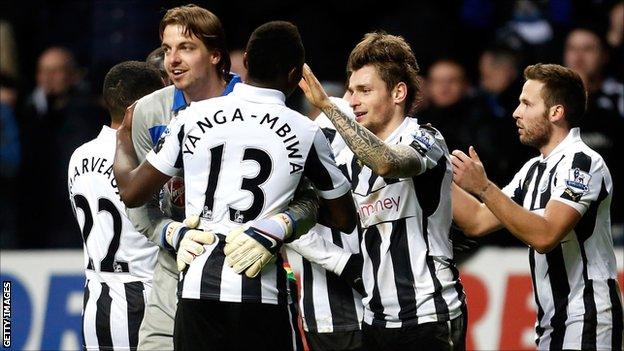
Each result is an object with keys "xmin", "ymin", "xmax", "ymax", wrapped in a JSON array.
[
  {"xmin": 154, "ymin": 127, "xmax": 171, "ymax": 153},
  {"xmin": 565, "ymin": 167, "xmax": 591, "ymax": 194},
  {"xmin": 234, "ymin": 210, "xmax": 244, "ymax": 223},
  {"xmin": 201, "ymin": 206, "xmax": 213, "ymax": 221},
  {"xmin": 538, "ymin": 174, "xmax": 550, "ymax": 193}
]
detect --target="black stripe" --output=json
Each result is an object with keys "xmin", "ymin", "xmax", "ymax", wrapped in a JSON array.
[
  {"xmin": 124, "ymin": 281, "xmax": 145, "ymax": 350},
  {"xmin": 389, "ymin": 218, "xmax": 418, "ymax": 323},
  {"xmin": 95, "ymin": 283, "xmax": 113, "ymax": 348},
  {"xmin": 539, "ymin": 156, "xmax": 565, "ymax": 208},
  {"xmin": 529, "ymin": 162, "xmax": 547, "ymax": 210},
  {"xmin": 412, "ymin": 156, "xmax": 450, "ymax": 320},
  {"xmin": 349, "ymin": 156, "xmax": 362, "ymax": 191},
  {"xmin": 607, "ymin": 279, "xmax": 623, "ymax": 351},
  {"xmin": 326, "ymin": 268, "xmax": 359, "ymax": 329},
  {"xmin": 580, "ymin": 275, "xmax": 597, "ymax": 350},
  {"xmin": 241, "ymin": 271, "xmax": 262, "ymax": 303},
  {"xmin": 529, "ymin": 249, "xmax": 545, "ymax": 344},
  {"xmin": 82, "ymin": 281, "xmax": 90, "ymax": 349},
  {"xmin": 200, "ymin": 234, "xmax": 226, "ymax": 298},
  {"xmin": 174, "ymin": 124, "xmax": 185, "ymax": 168},
  {"xmin": 303, "ymin": 143, "xmax": 335, "ymax": 191},
  {"xmin": 425, "ymin": 255, "xmax": 450, "ymax": 321},
  {"xmin": 513, "ymin": 160, "xmax": 540, "ymax": 205},
  {"xmin": 367, "ymin": 172, "xmax": 379, "ymax": 195},
  {"xmin": 203, "ymin": 144, "xmax": 224, "ymax": 215},
  {"xmin": 363, "ymin": 225, "xmax": 386, "ymax": 326},
  {"xmin": 321, "ymin": 127, "xmax": 337, "ymax": 144},
  {"xmin": 302, "ymin": 259, "xmax": 317, "ymax": 331},
  {"xmin": 338, "ymin": 163, "xmax": 351, "ymax": 181},
  {"xmin": 575, "ymin": 181, "xmax": 609, "ymax": 350},
  {"xmin": 546, "ymin": 245, "xmax": 571, "ymax": 350},
  {"xmin": 450, "ymin": 262, "xmax": 468, "ymax": 341},
  {"xmin": 330, "ymin": 228, "xmax": 343, "ymax": 248}
]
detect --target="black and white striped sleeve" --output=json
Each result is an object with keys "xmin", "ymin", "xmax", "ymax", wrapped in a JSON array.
[
  {"xmin": 406, "ymin": 127, "xmax": 446, "ymax": 176},
  {"xmin": 551, "ymin": 151, "xmax": 604, "ymax": 215},
  {"xmin": 303, "ymin": 128, "xmax": 351, "ymax": 200}
]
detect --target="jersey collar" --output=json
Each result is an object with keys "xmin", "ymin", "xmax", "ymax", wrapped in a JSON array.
[
  {"xmin": 231, "ymin": 83, "xmax": 286, "ymax": 105},
  {"xmin": 541, "ymin": 127, "xmax": 581, "ymax": 161},
  {"xmin": 170, "ymin": 73, "xmax": 242, "ymax": 114},
  {"xmin": 100, "ymin": 125, "xmax": 116, "ymax": 138}
]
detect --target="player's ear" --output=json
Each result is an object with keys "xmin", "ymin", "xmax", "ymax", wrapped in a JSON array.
[
  {"xmin": 392, "ymin": 82, "xmax": 408, "ymax": 105},
  {"xmin": 549, "ymin": 104, "xmax": 565, "ymax": 123},
  {"xmin": 243, "ymin": 52, "xmax": 249, "ymax": 70},
  {"xmin": 210, "ymin": 50, "xmax": 222, "ymax": 66},
  {"xmin": 288, "ymin": 65, "xmax": 303, "ymax": 85}
]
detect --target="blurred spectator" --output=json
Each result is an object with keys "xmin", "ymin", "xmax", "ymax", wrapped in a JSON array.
[
  {"xmin": 0, "ymin": 20, "xmax": 19, "ymax": 80},
  {"xmin": 564, "ymin": 27, "xmax": 624, "ymax": 233},
  {"xmin": 478, "ymin": 46, "xmax": 523, "ymax": 118},
  {"xmin": 146, "ymin": 46, "xmax": 171, "ymax": 85},
  {"xmin": 477, "ymin": 47, "xmax": 533, "ymax": 181},
  {"xmin": 565, "ymin": 28, "xmax": 624, "ymax": 116},
  {"xmin": 229, "ymin": 49, "xmax": 248, "ymax": 82},
  {"xmin": 419, "ymin": 59, "xmax": 504, "ymax": 184},
  {"xmin": 18, "ymin": 46, "xmax": 107, "ymax": 248}
]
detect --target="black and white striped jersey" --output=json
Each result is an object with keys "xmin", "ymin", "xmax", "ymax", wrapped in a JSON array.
[
  {"xmin": 286, "ymin": 225, "xmax": 364, "ymax": 333},
  {"xmin": 146, "ymin": 83, "xmax": 351, "ymax": 305},
  {"xmin": 284, "ymin": 97, "xmax": 364, "ymax": 333},
  {"xmin": 82, "ymin": 279, "xmax": 149, "ymax": 351},
  {"xmin": 68, "ymin": 126, "xmax": 158, "ymax": 350},
  {"xmin": 501, "ymin": 127, "xmax": 623, "ymax": 350},
  {"xmin": 334, "ymin": 117, "xmax": 465, "ymax": 328}
]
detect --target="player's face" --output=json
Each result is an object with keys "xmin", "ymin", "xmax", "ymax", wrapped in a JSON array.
[
  {"xmin": 162, "ymin": 24, "xmax": 219, "ymax": 96},
  {"xmin": 512, "ymin": 79, "xmax": 552, "ymax": 149},
  {"xmin": 347, "ymin": 65, "xmax": 396, "ymax": 136}
]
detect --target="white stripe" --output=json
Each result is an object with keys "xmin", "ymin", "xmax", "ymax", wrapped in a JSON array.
[
  {"xmin": 310, "ymin": 263, "xmax": 333, "ymax": 332},
  {"xmin": 108, "ymin": 281, "xmax": 130, "ymax": 349},
  {"xmin": 286, "ymin": 301, "xmax": 299, "ymax": 351}
]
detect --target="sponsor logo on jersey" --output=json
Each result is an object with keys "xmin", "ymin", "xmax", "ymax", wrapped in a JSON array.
[{"xmin": 359, "ymin": 196, "xmax": 401, "ymax": 218}]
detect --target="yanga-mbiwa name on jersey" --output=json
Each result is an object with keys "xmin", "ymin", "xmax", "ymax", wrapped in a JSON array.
[
  {"xmin": 68, "ymin": 157, "xmax": 119, "ymax": 196},
  {"xmin": 181, "ymin": 108, "xmax": 305, "ymax": 174}
]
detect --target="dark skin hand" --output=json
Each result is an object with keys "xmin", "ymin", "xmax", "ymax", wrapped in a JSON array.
[{"xmin": 113, "ymin": 103, "xmax": 171, "ymax": 208}]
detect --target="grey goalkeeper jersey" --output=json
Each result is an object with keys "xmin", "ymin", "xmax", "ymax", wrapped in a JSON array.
[{"xmin": 128, "ymin": 85, "xmax": 180, "ymax": 274}]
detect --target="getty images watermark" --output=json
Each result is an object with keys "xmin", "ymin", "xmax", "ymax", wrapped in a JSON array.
[{"xmin": 2, "ymin": 281, "xmax": 10, "ymax": 348}]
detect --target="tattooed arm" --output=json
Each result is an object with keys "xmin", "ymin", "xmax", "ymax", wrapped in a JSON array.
[{"xmin": 299, "ymin": 64, "xmax": 422, "ymax": 178}]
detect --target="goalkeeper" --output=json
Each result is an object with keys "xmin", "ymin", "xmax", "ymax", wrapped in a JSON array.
[{"xmin": 114, "ymin": 21, "xmax": 357, "ymax": 350}]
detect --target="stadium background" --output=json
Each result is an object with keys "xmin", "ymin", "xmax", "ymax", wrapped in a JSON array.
[{"xmin": 1, "ymin": 0, "xmax": 622, "ymax": 350}]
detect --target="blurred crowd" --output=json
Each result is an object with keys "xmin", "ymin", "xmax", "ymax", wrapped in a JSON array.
[{"xmin": 1, "ymin": 0, "xmax": 622, "ymax": 249}]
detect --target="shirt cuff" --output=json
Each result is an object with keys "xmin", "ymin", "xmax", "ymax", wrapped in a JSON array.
[{"xmin": 146, "ymin": 150, "xmax": 178, "ymax": 177}]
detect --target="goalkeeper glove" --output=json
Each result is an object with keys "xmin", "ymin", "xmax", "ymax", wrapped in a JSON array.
[
  {"xmin": 224, "ymin": 213, "xmax": 293, "ymax": 278},
  {"xmin": 163, "ymin": 215, "xmax": 216, "ymax": 271}
]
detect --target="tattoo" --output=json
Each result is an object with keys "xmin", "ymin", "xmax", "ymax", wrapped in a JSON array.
[{"xmin": 321, "ymin": 103, "xmax": 421, "ymax": 178}]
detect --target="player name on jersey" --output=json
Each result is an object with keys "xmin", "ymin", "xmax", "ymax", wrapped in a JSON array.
[
  {"xmin": 68, "ymin": 157, "xmax": 118, "ymax": 196},
  {"xmin": 182, "ymin": 108, "xmax": 304, "ymax": 174}
]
